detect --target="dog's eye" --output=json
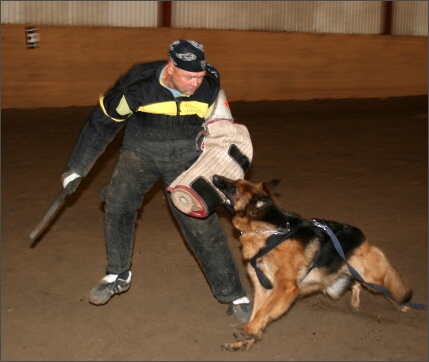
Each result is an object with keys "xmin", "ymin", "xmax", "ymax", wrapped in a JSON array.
[{"xmin": 255, "ymin": 200, "xmax": 266, "ymax": 209}]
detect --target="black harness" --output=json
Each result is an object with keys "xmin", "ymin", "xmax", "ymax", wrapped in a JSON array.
[
  {"xmin": 248, "ymin": 222, "xmax": 295, "ymax": 289},
  {"xmin": 247, "ymin": 219, "xmax": 427, "ymax": 310}
]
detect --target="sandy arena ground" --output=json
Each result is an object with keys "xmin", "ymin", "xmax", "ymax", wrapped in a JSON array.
[{"xmin": 2, "ymin": 96, "xmax": 428, "ymax": 361}]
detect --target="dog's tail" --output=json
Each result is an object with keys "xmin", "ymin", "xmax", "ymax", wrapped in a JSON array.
[{"xmin": 366, "ymin": 244, "xmax": 413, "ymax": 304}]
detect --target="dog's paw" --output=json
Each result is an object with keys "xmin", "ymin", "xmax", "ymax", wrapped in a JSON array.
[
  {"xmin": 221, "ymin": 338, "xmax": 255, "ymax": 352},
  {"xmin": 234, "ymin": 328, "xmax": 258, "ymax": 342},
  {"xmin": 350, "ymin": 303, "xmax": 360, "ymax": 313}
]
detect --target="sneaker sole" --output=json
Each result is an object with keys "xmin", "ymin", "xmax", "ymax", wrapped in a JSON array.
[{"xmin": 88, "ymin": 284, "xmax": 131, "ymax": 305}]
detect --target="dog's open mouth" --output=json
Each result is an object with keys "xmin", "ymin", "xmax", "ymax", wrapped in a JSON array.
[
  {"xmin": 221, "ymin": 198, "xmax": 235, "ymax": 215},
  {"xmin": 212, "ymin": 174, "xmax": 237, "ymax": 214}
]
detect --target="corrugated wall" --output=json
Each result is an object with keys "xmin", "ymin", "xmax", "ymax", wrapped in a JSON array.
[
  {"xmin": 172, "ymin": 1, "xmax": 383, "ymax": 34},
  {"xmin": 1, "ymin": 1, "xmax": 428, "ymax": 36},
  {"xmin": 0, "ymin": 1, "xmax": 159, "ymax": 27},
  {"xmin": 393, "ymin": 1, "xmax": 428, "ymax": 36}
]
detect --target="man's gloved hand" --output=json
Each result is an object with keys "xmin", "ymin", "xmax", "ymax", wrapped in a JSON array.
[{"xmin": 61, "ymin": 169, "xmax": 82, "ymax": 194}]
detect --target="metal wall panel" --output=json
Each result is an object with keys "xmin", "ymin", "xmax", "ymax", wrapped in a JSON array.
[
  {"xmin": 108, "ymin": 1, "xmax": 158, "ymax": 27},
  {"xmin": 393, "ymin": 1, "xmax": 428, "ymax": 36},
  {"xmin": 311, "ymin": 1, "xmax": 381, "ymax": 34},
  {"xmin": 67, "ymin": 1, "xmax": 108, "ymax": 26},
  {"xmin": 1, "ymin": 0, "xmax": 22, "ymax": 23},
  {"xmin": 1, "ymin": 1, "xmax": 427, "ymax": 36},
  {"xmin": 172, "ymin": 1, "xmax": 382, "ymax": 34},
  {"xmin": 0, "ymin": 1, "xmax": 158, "ymax": 27}
]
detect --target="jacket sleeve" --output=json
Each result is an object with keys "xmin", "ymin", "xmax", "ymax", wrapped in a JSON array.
[
  {"xmin": 66, "ymin": 105, "xmax": 124, "ymax": 177},
  {"xmin": 203, "ymin": 63, "xmax": 222, "ymax": 118},
  {"xmin": 65, "ymin": 65, "xmax": 148, "ymax": 176}
]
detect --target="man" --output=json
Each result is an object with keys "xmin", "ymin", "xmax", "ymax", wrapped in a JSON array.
[{"xmin": 62, "ymin": 39, "xmax": 252, "ymax": 322}]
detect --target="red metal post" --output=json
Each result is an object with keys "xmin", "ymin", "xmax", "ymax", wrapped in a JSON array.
[
  {"xmin": 159, "ymin": 1, "xmax": 172, "ymax": 28},
  {"xmin": 382, "ymin": 1, "xmax": 393, "ymax": 35}
]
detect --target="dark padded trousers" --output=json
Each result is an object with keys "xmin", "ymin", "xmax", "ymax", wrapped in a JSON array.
[{"xmin": 99, "ymin": 140, "xmax": 247, "ymax": 303}]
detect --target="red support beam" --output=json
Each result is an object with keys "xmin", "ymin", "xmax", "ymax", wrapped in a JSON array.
[
  {"xmin": 382, "ymin": 1, "xmax": 393, "ymax": 35},
  {"xmin": 158, "ymin": 1, "xmax": 172, "ymax": 28}
]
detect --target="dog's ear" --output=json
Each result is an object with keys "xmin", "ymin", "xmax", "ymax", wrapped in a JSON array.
[{"xmin": 262, "ymin": 179, "xmax": 281, "ymax": 194}]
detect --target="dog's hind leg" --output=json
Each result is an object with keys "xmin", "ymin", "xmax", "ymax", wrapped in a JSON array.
[
  {"xmin": 350, "ymin": 282, "xmax": 361, "ymax": 310},
  {"xmin": 348, "ymin": 241, "xmax": 412, "ymax": 308}
]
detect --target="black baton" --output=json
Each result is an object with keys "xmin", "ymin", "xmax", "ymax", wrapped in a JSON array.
[{"xmin": 29, "ymin": 177, "xmax": 82, "ymax": 241}]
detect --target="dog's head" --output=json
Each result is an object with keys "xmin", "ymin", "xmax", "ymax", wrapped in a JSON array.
[{"xmin": 212, "ymin": 175, "xmax": 280, "ymax": 218}]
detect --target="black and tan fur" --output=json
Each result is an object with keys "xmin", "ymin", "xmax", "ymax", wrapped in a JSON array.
[{"xmin": 212, "ymin": 175, "xmax": 412, "ymax": 351}]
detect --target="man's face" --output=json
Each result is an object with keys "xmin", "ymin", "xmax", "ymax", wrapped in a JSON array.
[{"xmin": 167, "ymin": 62, "xmax": 206, "ymax": 95}]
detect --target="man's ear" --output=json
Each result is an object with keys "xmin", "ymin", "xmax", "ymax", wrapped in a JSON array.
[{"xmin": 166, "ymin": 60, "xmax": 174, "ymax": 75}]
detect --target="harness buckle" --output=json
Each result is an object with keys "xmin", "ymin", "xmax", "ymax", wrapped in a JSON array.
[{"xmin": 312, "ymin": 219, "xmax": 327, "ymax": 230}]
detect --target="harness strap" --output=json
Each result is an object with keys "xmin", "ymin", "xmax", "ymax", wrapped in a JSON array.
[
  {"xmin": 249, "ymin": 224, "xmax": 295, "ymax": 289},
  {"xmin": 248, "ymin": 219, "xmax": 427, "ymax": 311},
  {"xmin": 312, "ymin": 219, "xmax": 427, "ymax": 311}
]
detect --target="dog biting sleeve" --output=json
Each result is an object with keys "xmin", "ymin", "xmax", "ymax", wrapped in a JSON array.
[{"xmin": 167, "ymin": 90, "xmax": 253, "ymax": 218}]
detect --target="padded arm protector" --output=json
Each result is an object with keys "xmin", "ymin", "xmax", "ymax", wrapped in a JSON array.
[{"xmin": 167, "ymin": 90, "xmax": 253, "ymax": 218}]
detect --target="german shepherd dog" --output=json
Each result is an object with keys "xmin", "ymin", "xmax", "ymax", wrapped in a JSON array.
[{"xmin": 212, "ymin": 175, "xmax": 412, "ymax": 351}]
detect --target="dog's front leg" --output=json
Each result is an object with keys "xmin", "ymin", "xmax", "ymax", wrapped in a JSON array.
[
  {"xmin": 248, "ymin": 265, "xmax": 272, "ymax": 321},
  {"xmin": 223, "ymin": 280, "xmax": 300, "ymax": 351},
  {"xmin": 222, "ymin": 271, "xmax": 269, "ymax": 352},
  {"xmin": 222, "ymin": 336, "xmax": 256, "ymax": 351},
  {"xmin": 242, "ymin": 280, "xmax": 299, "ymax": 336}
]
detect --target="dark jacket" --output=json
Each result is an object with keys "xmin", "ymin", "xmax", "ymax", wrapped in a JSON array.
[{"xmin": 67, "ymin": 61, "xmax": 221, "ymax": 176}]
